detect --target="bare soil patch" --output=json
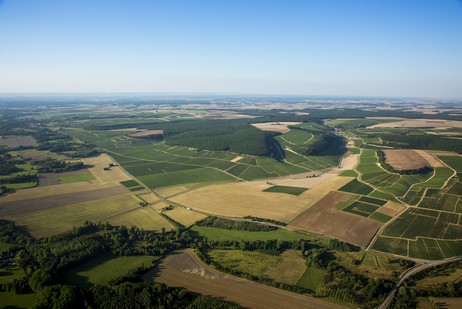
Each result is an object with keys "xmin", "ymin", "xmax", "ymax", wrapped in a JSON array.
[
  {"xmin": 289, "ymin": 191, "xmax": 383, "ymax": 247},
  {"xmin": 0, "ymin": 185, "xmax": 128, "ymax": 217},
  {"xmin": 146, "ymin": 249, "xmax": 343, "ymax": 309},
  {"xmin": 383, "ymin": 149, "xmax": 430, "ymax": 170},
  {"xmin": 375, "ymin": 201, "xmax": 405, "ymax": 217},
  {"xmin": 338, "ymin": 154, "xmax": 359, "ymax": 170},
  {"xmin": 251, "ymin": 122, "xmax": 301, "ymax": 133},
  {"xmin": 369, "ymin": 119, "xmax": 462, "ymax": 128},
  {"xmin": 413, "ymin": 150, "xmax": 445, "ymax": 168},
  {"xmin": 0, "ymin": 136, "xmax": 38, "ymax": 148},
  {"xmin": 128, "ymin": 130, "xmax": 163, "ymax": 137},
  {"xmin": 230, "ymin": 156, "xmax": 243, "ymax": 163}
]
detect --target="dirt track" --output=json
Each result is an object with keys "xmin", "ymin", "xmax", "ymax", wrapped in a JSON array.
[{"xmin": 147, "ymin": 249, "xmax": 346, "ymax": 309}]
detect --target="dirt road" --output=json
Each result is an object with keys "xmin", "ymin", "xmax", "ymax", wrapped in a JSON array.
[{"xmin": 147, "ymin": 249, "xmax": 346, "ymax": 309}]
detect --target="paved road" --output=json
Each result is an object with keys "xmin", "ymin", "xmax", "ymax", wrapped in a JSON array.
[{"xmin": 378, "ymin": 257, "xmax": 462, "ymax": 309}]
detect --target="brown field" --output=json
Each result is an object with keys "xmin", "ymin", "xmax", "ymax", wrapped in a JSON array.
[
  {"xmin": 383, "ymin": 149, "xmax": 430, "ymax": 170},
  {"xmin": 413, "ymin": 150, "xmax": 445, "ymax": 167},
  {"xmin": 170, "ymin": 176, "xmax": 352, "ymax": 222},
  {"xmin": 0, "ymin": 185, "xmax": 128, "ymax": 216},
  {"xmin": 147, "ymin": 249, "xmax": 345, "ymax": 309},
  {"xmin": 289, "ymin": 191, "xmax": 383, "ymax": 247},
  {"xmin": 162, "ymin": 208, "xmax": 207, "ymax": 227},
  {"xmin": 82, "ymin": 154, "xmax": 132, "ymax": 184},
  {"xmin": 128, "ymin": 130, "xmax": 163, "ymax": 137},
  {"xmin": 0, "ymin": 136, "xmax": 37, "ymax": 148},
  {"xmin": 376, "ymin": 201, "xmax": 405, "ymax": 217},
  {"xmin": 369, "ymin": 119, "xmax": 462, "ymax": 128},
  {"xmin": 251, "ymin": 122, "xmax": 301, "ymax": 133}
]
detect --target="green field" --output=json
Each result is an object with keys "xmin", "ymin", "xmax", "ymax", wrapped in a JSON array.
[
  {"xmin": 263, "ymin": 185, "xmax": 308, "ymax": 196},
  {"xmin": 63, "ymin": 253, "xmax": 158, "ymax": 288},
  {"xmin": 438, "ymin": 156, "xmax": 462, "ymax": 172},
  {"xmin": 0, "ymin": 292, "xmax": 36, "ymax": 308},
  {"xmin": 338, "ymin": 179, "xmax": 374, "ymax": 195},
  {"xmin": 339, "ymin": 170, "xmax": 358, "ymax": 177},
  {"xmin": 296, "ymin": 265, "xmax": 326, "ymax": 291},
  {"xmin": 120, "ymin": 179, "xmax": 140, "ymax": 188},
  {"xmin": 58, "ymin": 173, "xmax": 95, "ymax": 184},
  {"xmin": 208, "ymin": 249, "xmax": 307, "ymax": 285},
  {"xmin": 369, "ymin": 212, "xmax": 392, "ymax": 223},
  {"xmin": 63, "ymin": 127, "xmax": 341, "ymax": 189}
]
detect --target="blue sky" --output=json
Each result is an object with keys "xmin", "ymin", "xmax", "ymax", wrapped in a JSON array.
[{"xmin": 0, "ymin": 0, "xmax": 461, "ymax": 97}]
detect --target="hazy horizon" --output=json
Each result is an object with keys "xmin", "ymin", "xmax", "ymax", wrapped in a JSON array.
[{"xmin": 1, "ymin": 0, "xmax": 461, "ymax": 97}]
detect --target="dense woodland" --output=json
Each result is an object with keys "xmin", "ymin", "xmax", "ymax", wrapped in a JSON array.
[
  {"xmin": 196, "ymin": 216, "xmax": 278, "ymax": 231},
  {"xmin": 0, "ymin": 220, "xmax": 239, "ymax": 308}
]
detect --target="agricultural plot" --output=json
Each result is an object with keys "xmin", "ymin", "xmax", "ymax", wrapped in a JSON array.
[
  {"xmin": 64, "ymin": 127, "xmax": 341, "ymax": 189},
  {"xmin": 150, "ymin": 249, "xmax": 343, "ymax": 309},
  {"xmin": 438, "ymin": 155, "xmax": 462, "ymax": 172},
  {"xmin": 289, "ymin": 191, "xmax": 383, "ymax": 247},
  {"xmin": 64, "ymin": 253, "xmax": 158, "ymax": 288},
  {"xmin": 106, "ymin": 207, "xmax": 174, "ymax": 232},
  {"xmin": 382, "ymin": 149, "xmax": 431, "ymax": 171},
  {"xmin": 338, "ymin": 179, "xmax": 374, "ymax": 195},
  {"xmin": 58, "ymin": 173, "xmax": 95, "ymax": 184},
  {"xmin": 3, "ymin": 193, "xmax": 143, "ymax": 237},
  {"xmin": 375, "ymin": 201, "xmax": 462, "ymax": 259},
  {"xmin": 0, "ymin": 136, "xmax": 38, "ymax": 148},
  {"xmin": 208, "ymin": 249, "xmax": 307, "ymax": 285},
  {"xmin": 297, "ymin": 265, "xmax": 326, "ymax": 291},
  {"xmin": 170, "ymin": 177, "xmax": 351, "ymax": 223},
  {"xmin": 161, "ymin": 208, "xmax": 207, "ymax": 227},
  {"xmin": 263, "ymin": 185, "xmax": 308, "ymax": 196}
]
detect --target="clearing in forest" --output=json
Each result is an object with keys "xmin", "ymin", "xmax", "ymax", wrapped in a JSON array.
[{"xmin": 251, "ymin": 122, "xmax": 301, "ymax": 133}]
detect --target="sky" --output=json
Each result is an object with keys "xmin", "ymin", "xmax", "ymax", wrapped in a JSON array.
[{"xmin": 0, "ymin": 0, "xmax": 461, "ymax": 97}]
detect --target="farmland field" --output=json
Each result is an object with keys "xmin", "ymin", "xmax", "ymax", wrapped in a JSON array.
[
  {"xmin": 382, "ymin": 149, "xmax": 431, "ymax": 171},
  {"xmin": 162, "ymin": 208, "xmax": 207, "ymax": 227},
  {"xmin": 106, "ymin": 207, "xmax": 175, "ymax": 232},
  {"xmin": 3, "ymin": 193, "xmax": 150, "ymax": 237},
  {"xmin": 289, "ymin": 191, "xmax": 383, "ymax": 247},
  {"xmin": 149, "ymin": 249, "xmax": 344, "ymax": 309},
  {"xmin": 170, "ymin": 176, "xmax": 352, "ymax": 222},
  {"xmin": 64, "ymin": 253, "xmax": 158, "ymax": 288},
  {"xmin": 2, "ymin": 99, "xmax": 462, "ymax": 309},
  {"xmin": 208, "ymin": 249, "xmax": 307, "ymax": 285},
  {"xmin": 263, "ymin": 185, "xmax": 308, "ymax": 196}
]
